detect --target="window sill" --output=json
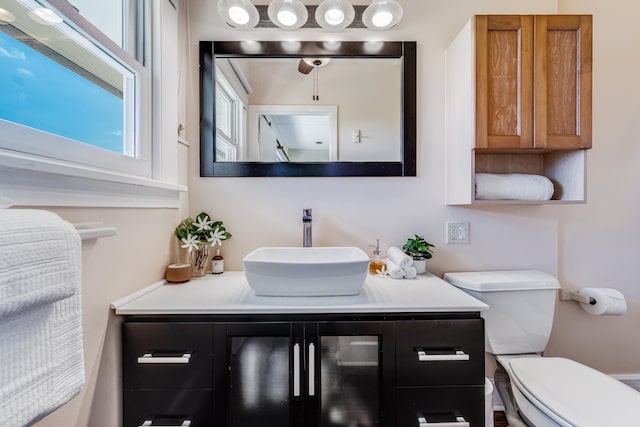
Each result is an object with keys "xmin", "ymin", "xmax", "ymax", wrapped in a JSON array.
[{"xmin": 0, "ymin": 150, "xmax": 186, "ymax": 208}]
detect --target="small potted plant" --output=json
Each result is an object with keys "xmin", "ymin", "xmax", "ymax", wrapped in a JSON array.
[
  {"xmin": 402, "ymin": 234, "xmax": 435, "ymax": 274},
  {"xmin": 175, "ymin": 212, "xmax": 231, "ymax": 277}
]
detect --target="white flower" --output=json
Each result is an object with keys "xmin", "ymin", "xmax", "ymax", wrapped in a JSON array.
[
  {"xmin": 194, "ymin": 215, "xmax": 213, "ymax": 232},
  {"xmin": 180, "ymin": 234, "xmax": 199, "ymax": 253},
  {"xmin": 208, "ymin": 227, "xmax": 226, "ymax": 247}
]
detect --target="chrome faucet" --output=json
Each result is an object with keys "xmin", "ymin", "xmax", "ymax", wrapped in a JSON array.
[{"xmin": 302, "ymin": 208, "xmax": 312, "ymax": 247}]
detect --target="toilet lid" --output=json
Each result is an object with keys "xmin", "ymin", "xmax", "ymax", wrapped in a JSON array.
[{"xmin": 509, "ymin": 357, "xmax": 640, "ymax": 427}]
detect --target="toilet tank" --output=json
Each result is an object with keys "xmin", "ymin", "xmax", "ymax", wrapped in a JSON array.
[{"xmin": 443, "ymin": 270, "xmax": 560, "ymax": 355}]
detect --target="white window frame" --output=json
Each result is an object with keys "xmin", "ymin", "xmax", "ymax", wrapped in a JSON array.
[
  {"xmin": 0, "ymin": 0, "xmax": 184, "ymax": 208},
  {"xmin": 215, "ymin": 68, "xmax": 247, "ymax": 162}
]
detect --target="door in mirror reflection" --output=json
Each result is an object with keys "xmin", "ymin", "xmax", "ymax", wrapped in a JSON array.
[{"xmin": 319, "ymin": 335, "xmax": 380, "ymax": 427}]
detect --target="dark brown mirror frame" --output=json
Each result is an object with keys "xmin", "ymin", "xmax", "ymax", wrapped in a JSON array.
[{"xmin": 199, "ymin": 41, "xmax": 416, "ymax": 177}]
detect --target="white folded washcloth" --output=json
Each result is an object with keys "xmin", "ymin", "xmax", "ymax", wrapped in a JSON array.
[
  {"xmin": 404, "ymin": 266, "xmax": 417, "ymax": 279},
  {"xmin": 385, "ymin": 260, "xmax": 405, "ymax": 279},
  {"xmin": 387, "ymin": 246, "xmax": 413, "ymax": 270},
  {"xmin": 475, "ymin": 173, "xmax": 554, "ymax": 201}
]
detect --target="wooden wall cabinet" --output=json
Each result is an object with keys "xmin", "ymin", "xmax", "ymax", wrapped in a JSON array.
[{"xmin": 446, "ymin": 15, "xmax": 592, "ymax": 205}]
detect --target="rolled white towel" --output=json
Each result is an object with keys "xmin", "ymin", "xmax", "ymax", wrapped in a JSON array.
[
  {"xmin": 386, "ymin": 259, "xmax": 405, "ymax": 279},
  {"xmin": 387, "ymin": 246, "xmax": 413, "ymax": 270},
  {"xmin": 404, "ymin": 266, "xmax": 417, "ymax": 279},
  {"xmin": 475, "ymin": 173, "xmax": 554, "ymax": 201}
]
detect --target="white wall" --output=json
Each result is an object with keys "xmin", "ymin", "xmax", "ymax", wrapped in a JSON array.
[
  {"xmin": 188, "ymin": 0, "xmax": 640, "ymax": 378},
  {"xmin": 545, "ymin": 0, "xmax": 640, "ymax": 374}
]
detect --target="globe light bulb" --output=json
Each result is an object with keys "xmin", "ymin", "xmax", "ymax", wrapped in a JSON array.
[
  {"xmin": 324, "ymin": 8, "xmax": 344, "ymax": 26},
  {"xmin": 372, "ymin": 10, "xmax": 392, "ymax": 28},
  {"xmin": 228, "ymin": 6, "xmax": 250, "ymax": 25}
]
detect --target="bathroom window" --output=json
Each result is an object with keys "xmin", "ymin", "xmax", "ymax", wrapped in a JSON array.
[{"xmin": 0, "ymin": 0, "xmax": 150, "ymax": 177}]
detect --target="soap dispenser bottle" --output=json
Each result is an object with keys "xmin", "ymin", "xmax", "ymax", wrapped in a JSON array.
[
  {"xmin": 369, "ymin": 239, "xmax": 385, "ymax": 274},
  {"xmin": 212, "ymin": 248, "xmax": 224, "ymax": 274}
]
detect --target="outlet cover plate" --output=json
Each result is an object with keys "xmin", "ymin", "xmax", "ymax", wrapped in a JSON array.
[{"xmin": 446, "ymin": 221, "xmax": 469, "ymax": 244}]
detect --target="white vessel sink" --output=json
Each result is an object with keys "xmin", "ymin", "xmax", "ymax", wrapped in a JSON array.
[{"xmin": 243, "ymin": 247, "xmax": 369, "ymax": 297}]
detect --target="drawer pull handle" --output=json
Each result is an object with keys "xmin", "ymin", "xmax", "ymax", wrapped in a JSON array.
[
  {"xmin": 417, "ymin": 350, "xmax": 469, "ymax": 362},
  {"xmin": 308, "ymin": 342, "xmax": 315, "ymax": 396},
  {"xmin": 140, "ymin": 420, "xmax": 191, "ymax": 427},
  {"xmin": 417, "ymin": 414, "xmax": 469, "ymax": 427},
  {"xmin": 293, "ymin": 343, "xmax": 301, "ymax": 397},
  {"xmin": 137, "ymin": 353, "xmax": 192, "ymax": 364}
]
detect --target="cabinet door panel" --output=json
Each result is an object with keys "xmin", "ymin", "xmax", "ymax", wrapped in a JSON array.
[
  {"xmin": 308, "ymin": 321, "xmax": 392, "ymax": 427},
  {"xmin": 123, "ymin": 389, "xmax": 213, "ymax": 427},
  {"xmin": 396, "ymin": 386, "xmax": 485, "ymax": 427},
  {"xmin": 476, "ymin": 15, "xmax": 534, "ymax": 149},
  {"xmin": 395, "ymin": 319, "xmax": 484, "ymax": 387},
  {"xmin": 123, "ymin": 322, "xmax": 213, "ymax": 389},
  {"xmin": 215, "ymin": 322, "xmax": 297, "ymax": 427},
  {"xmin": 535, "ymin": 15, "xmax": 592, "ymax": 149}
]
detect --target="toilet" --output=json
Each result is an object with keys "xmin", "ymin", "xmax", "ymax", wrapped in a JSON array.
[{"xmin": 443, "ymin": 270, "xmax": 640, "ymax": 427}]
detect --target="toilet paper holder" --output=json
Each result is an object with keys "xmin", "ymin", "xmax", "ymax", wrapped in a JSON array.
[{"xmin": 560, "ymin": 289, "xmax": 596, "ymax": 305}]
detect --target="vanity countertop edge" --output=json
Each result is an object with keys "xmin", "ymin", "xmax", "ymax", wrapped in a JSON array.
[{"xmin": 112, "ymin": 271, "xmax": 488, "ymax": 315}]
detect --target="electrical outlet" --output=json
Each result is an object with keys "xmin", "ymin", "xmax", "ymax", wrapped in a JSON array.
[{"xmin": 446, "ymin": 221, "xmax": 470, "ymax": 244}]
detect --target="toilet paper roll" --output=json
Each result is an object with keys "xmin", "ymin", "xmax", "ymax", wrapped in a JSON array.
[{"xmin": 579, "ymin": 288, "xmax": 627, "ymax": 315}]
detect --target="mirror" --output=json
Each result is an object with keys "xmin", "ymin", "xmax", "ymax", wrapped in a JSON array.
[{"xmin": 200, "ymin": 41, "xmax": 416, "ymax": 177}]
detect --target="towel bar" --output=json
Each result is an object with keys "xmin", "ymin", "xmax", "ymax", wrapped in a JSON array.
[{"xmin": 73, "ymin": 222, "xmax": 116, "ymax": 241}]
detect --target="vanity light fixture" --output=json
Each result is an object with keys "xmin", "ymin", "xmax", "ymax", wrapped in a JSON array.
[
  {"xmin": 27, "ymin": 7, "xmax": 63, "ymax": 25},
  {"xmin": 217, "ymin": 0, "xmax": 403, "ymax": 30},
  {"xmin": 315, "ymin": 0, "xmax": 355, "ymax": 30},
  {"xmin": 362, "ymin": 0, "xmax": 403, "ymax": 30},
  {"xmin": 217, "ymin": 0, "xmax": 260, "ymax": 28},
  {"xmin": 268, "ymin": 0, "xmax": 308, "ymax": 29}
]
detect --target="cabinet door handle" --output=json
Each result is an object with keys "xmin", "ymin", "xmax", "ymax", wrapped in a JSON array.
[
  {"xmin": 417, "ymin": 414, "xmax": 469, "ymax": 427},
  {"xmin": 140, "ymin": 420, "xmax": 192, "ymax": 427},
  {"xmin": 308, "ymin": 342, "xmax": 315, "ymax": 397},
  {"xmin": 137, "ymin": 353, "xmax": 192, "ymax": 364},
  {"xmin": 293, "ymin": 343, "xmax": 301, "ymax": 397},
  {"xmin": 416, "ymin": 349, "xmax": 469, "ymax": 362}
]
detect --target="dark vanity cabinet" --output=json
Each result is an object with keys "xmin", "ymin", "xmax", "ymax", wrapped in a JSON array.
[{"xmin": 122, "ymin": 314, "xmax": 484, "ymax": 427}]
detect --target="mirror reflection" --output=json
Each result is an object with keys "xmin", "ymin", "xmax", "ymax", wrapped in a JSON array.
[
  {"xmin": 215, "ymin": 57, "xmax": 401, "ymax": 163},
  {"xmin": 200, "ymin": 41, "xmax": 416, "ymax": 177}
]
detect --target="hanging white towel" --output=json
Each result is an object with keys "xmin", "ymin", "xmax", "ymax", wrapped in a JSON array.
[{"xmin": 0, "ymin": 209, "xmax": 84, "ymax": 427}]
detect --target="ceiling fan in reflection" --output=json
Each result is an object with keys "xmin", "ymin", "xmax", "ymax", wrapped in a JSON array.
[{"xmin": 297, "ymin": 58, "xmax": 331, "ymax": 101}]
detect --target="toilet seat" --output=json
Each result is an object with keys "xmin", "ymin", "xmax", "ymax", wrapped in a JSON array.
[{"xmin": 506, "ymin": 357, "xmax": 640, "ymax": 427}]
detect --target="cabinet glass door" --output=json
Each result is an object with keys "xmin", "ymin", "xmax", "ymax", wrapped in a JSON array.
[
  {"xmin": 217, "ymin": 322, "xmax": 299, "ymax": 427},
  {"xmin": 319, "ymin": 335, "xmax": 380, "ymax": 427},
  {"xmin": 229, "ymin": 336, "xmax": 291, "ymax": 426},
  {"xmin": 309, "ymin": 322, "xmax": 389, "ymax": 427}
]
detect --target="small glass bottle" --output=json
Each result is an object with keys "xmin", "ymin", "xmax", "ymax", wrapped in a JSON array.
[
  {"xmin": 212, "ymin": 248, "xmax": 224, "ymax": 274},
  {"xmin": 369, "ymin": 239, "xmax": 385, "ymax": 274}
]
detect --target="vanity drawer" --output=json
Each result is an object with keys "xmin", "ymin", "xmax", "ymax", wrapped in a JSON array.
[
  {"xmin": 123, "ymin": 322, "xmax": 214, "ymax": 389},
  {"xmin": 123, "ymin": 389, "xmax": 213, "ymax": 427},
  {"xmin": 396, "ymin": 386, "xmax": 485, "ymax": 427},
  {"xmin": 395, "ymin": 319, "xmax": 484, "ymax": 386}
]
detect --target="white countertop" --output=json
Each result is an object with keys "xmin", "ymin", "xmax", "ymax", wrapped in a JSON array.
[{"xmin": 112, "ymin": 271, "xmax": 488, "ymax": 315}]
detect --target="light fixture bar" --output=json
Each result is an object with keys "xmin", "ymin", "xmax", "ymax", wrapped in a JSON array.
[{"xmin": 254, "ymin": 5, "xmax": 368, "ymax": 28}]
